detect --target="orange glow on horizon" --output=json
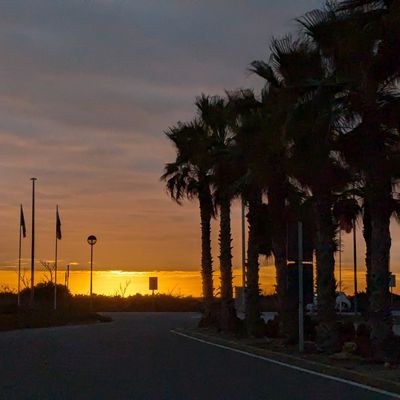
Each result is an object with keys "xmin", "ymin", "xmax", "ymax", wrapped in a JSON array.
[{"xmin": 1, "ymin": 264, "xmax": 398, "ymax": 297}]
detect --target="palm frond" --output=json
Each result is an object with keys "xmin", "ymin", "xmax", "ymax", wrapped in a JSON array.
[{"xmin": 249, "ymin": 60, "xmax": 281, "ymax": 87}]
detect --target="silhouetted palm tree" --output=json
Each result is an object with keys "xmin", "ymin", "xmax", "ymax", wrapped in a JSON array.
[
  {"xmin": 196, "ymin": 94, "xmax": 239, "ymax": 331},
  {"xmin": 161, "ymin": 0, "xmax": 400, "ymax": 355},
  {"xmin": 299, "ymin": 0, "xmax": 400, "ymax": 356},
  {"xmin": 227, "ymin": 89, "xmax": 270, "ymax": 335},
  {"xmin": 251, "ymin": 37, "xmax": 345, "ymax": 348},
  {"xmin": 161, "ymin": 121, "xmax": 215, "ymax": 323},
  {"xmin": 266, "ymin": 35, "xmax": 350, "ymax": 350},
  {"xmin": 249, "ymin": 58, "xmax": 296, "ymax": 340}
]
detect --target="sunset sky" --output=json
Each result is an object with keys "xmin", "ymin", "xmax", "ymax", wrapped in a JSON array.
[{"xmin": 1, "ymin": 0, "xmax": 399, "ymax": 277}]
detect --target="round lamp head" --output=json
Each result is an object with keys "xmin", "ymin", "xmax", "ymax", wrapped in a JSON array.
[{"xmin": 87, "ymin": 235, "xmax": 97, "ymax": 245}]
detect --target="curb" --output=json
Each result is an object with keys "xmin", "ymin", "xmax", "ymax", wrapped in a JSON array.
[{"xmin": 172, "ymin": 328, "xmax": 400, "ymax": 397}]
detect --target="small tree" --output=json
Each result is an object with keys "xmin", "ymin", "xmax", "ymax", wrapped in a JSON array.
[
  {"xmin": 40, "ymin": 260, "xmax": 55, "ymax": 283},
  {"xmin": 16, "ymin": 269, "xmax": 30, "ymax": 289},
  {"xmin": 117, "ymin": 280, "xmax": 131, "ymax": 298}
]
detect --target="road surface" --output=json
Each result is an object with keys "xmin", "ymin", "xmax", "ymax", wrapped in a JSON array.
[{"xmin": 0, "ymin": 313, "xmax": 397, "ymax": 400}]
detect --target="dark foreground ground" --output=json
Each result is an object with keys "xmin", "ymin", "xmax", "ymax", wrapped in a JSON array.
[{"xmin": 0, "ymin": 313, "xmax": 397, "ymax": 400}]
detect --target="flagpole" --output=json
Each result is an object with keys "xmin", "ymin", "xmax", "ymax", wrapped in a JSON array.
[
  {"xmin": 30, "ymin": 178, "xmax": 37, "ymax": 308},
  {"xmin": 17, "ymin": 205, "xmax": 22, "ymax": 307},
  {"xmin": 54, "ymin": 205, "xmax": 58, "ymax": 310},
  {"xmin": 64, "ymin": 263, "xmax": 70, "ymax": 305}
]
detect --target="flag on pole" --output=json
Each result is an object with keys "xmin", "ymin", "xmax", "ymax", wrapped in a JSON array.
[
  {"xmin": 54, "ymin": 205, "xmax": 61, "ymax": 310},
  {"xmin": 56, "ymin": 206, "xmax": 62, "ymax": 240},
  {"xmin": 20, "ymin": 205, "xmax": 26, "ymax": 238}
]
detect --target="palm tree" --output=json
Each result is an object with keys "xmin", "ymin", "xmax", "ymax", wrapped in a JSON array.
[
  {"xmin": 251, "ymin": 36, "xmax": 347, "ymax": 348},
  {"xmin": 227, "ymin": 89, "xmax": 270, "ymax": 335},
  {"xmin": 290, "ymin": 106, "xmax": 345, "ymax": 350},
  {"xmin": 299, "ymin": 0, "xmax": 400, "ymax": 357},
  {"xmin": 264, "ymin": 35, "xmax": 352, "ymax": 350},
  {"xmin": 195, "ymin": 94, "xmax": 239, "ymax": 331},
  {"xmin": 249, "ymin": 59, "xmax": 296, "ymax": 340},
  {"xmin": 161, "ymin": 121, "xmax": 215, "ymax": 324}
]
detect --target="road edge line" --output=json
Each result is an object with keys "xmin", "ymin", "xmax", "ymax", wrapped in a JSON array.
[{"xmin": 171, "ymin": 329, "xmax": 400, "ymax": 399}]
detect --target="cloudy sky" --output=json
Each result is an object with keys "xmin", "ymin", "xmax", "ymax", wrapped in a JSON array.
[{"xmin": 1, "ymin": 0, "xmax": 398, "ymax": 273}]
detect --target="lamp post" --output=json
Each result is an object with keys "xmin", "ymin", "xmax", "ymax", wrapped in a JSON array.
[
  {"xmin": 298, "ymin": 221, "xmax": 304, "ymax": 353},
  {"xmin": 241, "ymin": 198, "xmax": 246, "ymax": 310},
  {"xmin": 30, "ymin": 177, "xmax": 37, "ymax": 308},
  {"xmin": 87, "ymin": 235, "xmax": 97, "ymax": 309}
]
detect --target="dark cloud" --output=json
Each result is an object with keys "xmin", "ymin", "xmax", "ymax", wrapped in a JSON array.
[{"xmin": 0, "ymin": 0, "xmax": 322, "ymax": 135}]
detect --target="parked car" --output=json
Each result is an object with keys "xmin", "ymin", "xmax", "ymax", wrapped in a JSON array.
[
  {"xmin": 335, "ymin": 291, "xmax": 351, "ymax": 311},
  {"xmin": 306, "ymin": 292, "xmax": 352, "ymax": 313}
]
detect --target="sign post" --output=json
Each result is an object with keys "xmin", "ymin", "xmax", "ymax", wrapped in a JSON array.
[{"xmin": 149, "ymin": 277, "xmax": 158, "ymax": 295}]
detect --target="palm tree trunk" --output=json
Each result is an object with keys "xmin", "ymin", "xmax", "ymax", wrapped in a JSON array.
[
  {"xmin": 199, "ymin": 190, "xmax": 214, "ymax": 325},
  {"xmin": 314, "ymin": 190, "xmax": 339, "ymax": 352},
  {"xmin": 245, "ymin": 191, "xmax": 262, "ymax": 335},
  {"xmin": 366, "ymin": 177, "xmax": 393, "ymax": 358},
  {"xmin": 268, "ymin": 184, "xmax": 296, "ymax": 340},
  {"xmin": 219, "ymin": 197, "xmax": 237, "ymax": 331}
]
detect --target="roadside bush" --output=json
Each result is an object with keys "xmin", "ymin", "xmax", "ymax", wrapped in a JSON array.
[
  {"xmin": 72, "ymin": 292, "xmax": 202, "ymax": 312},
  {"xmin": 20, "ymin": 282, "xmax": 72, "ymax": 309}
]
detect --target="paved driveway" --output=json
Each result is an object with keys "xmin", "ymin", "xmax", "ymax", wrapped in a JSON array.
[{"xmin": 0, "ymin": 313, "xmax": 397, "ymax": 400}]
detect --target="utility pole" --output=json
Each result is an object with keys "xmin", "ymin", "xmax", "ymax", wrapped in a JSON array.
[
  {"xmin": 339, "ymin": 229, "xmax": 342, "ymax": 293},
  {"xmin": 353, "ymin": 219, "xmax": 358, "ymax": 314},
  {"xmin": 241, "ymin": 199, "xmax": 246, "ymax": 309},
  {"xmin": 298, "ymin": 221, "xmax": 304, "ymax": 353},
  {"xmin": 339, "ymin": 229, "xmax": 343, "ymax": 313}
]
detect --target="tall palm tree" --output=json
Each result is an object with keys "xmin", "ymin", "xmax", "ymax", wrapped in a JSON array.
[
  {"xmin": 251, "ymin": 37, "xmax": 346, "ymax": 348},
  {"xmin": 227, "ymin": 89, "xmax": 270, "ymax": 335},
  {"xmin": 298, "ymin": 0, "xmax": 400, "ymax": 356},
  {"xmin": 161, "ymin": 121, "xmax": 215, "ymax": 324},
  {"xmin": 264, "ymin": 36, "xmax": 350, "ymax": 350},
  {"xmin": 339, "ymin": 0, "xmax": 400, "ymax": 357},
  {"xmin": 196, "ymin": 94, "xmax": 239, "ymax": 331},
  {"xmin": 249, "ymin": 59, "xmax": 295, "ymax": 340}
]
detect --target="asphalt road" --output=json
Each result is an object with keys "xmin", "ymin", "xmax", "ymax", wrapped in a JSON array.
[{"xmin": 0, "ymin": 312, "xmax": 397, "ymax": 400}]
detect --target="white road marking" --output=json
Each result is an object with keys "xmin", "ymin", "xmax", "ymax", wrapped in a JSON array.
[{"xmin": 171, "ymin": 330, "xmax": 400, "ymax": 399}]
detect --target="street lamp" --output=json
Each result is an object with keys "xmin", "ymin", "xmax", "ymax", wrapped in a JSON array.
[
  {"xmin": 30, "ymin": 177, "xmax": 37, "ymax": 308},
  {"xmin": 87, "ymin": 235, "xmax": 97, "ymax": 309}
]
